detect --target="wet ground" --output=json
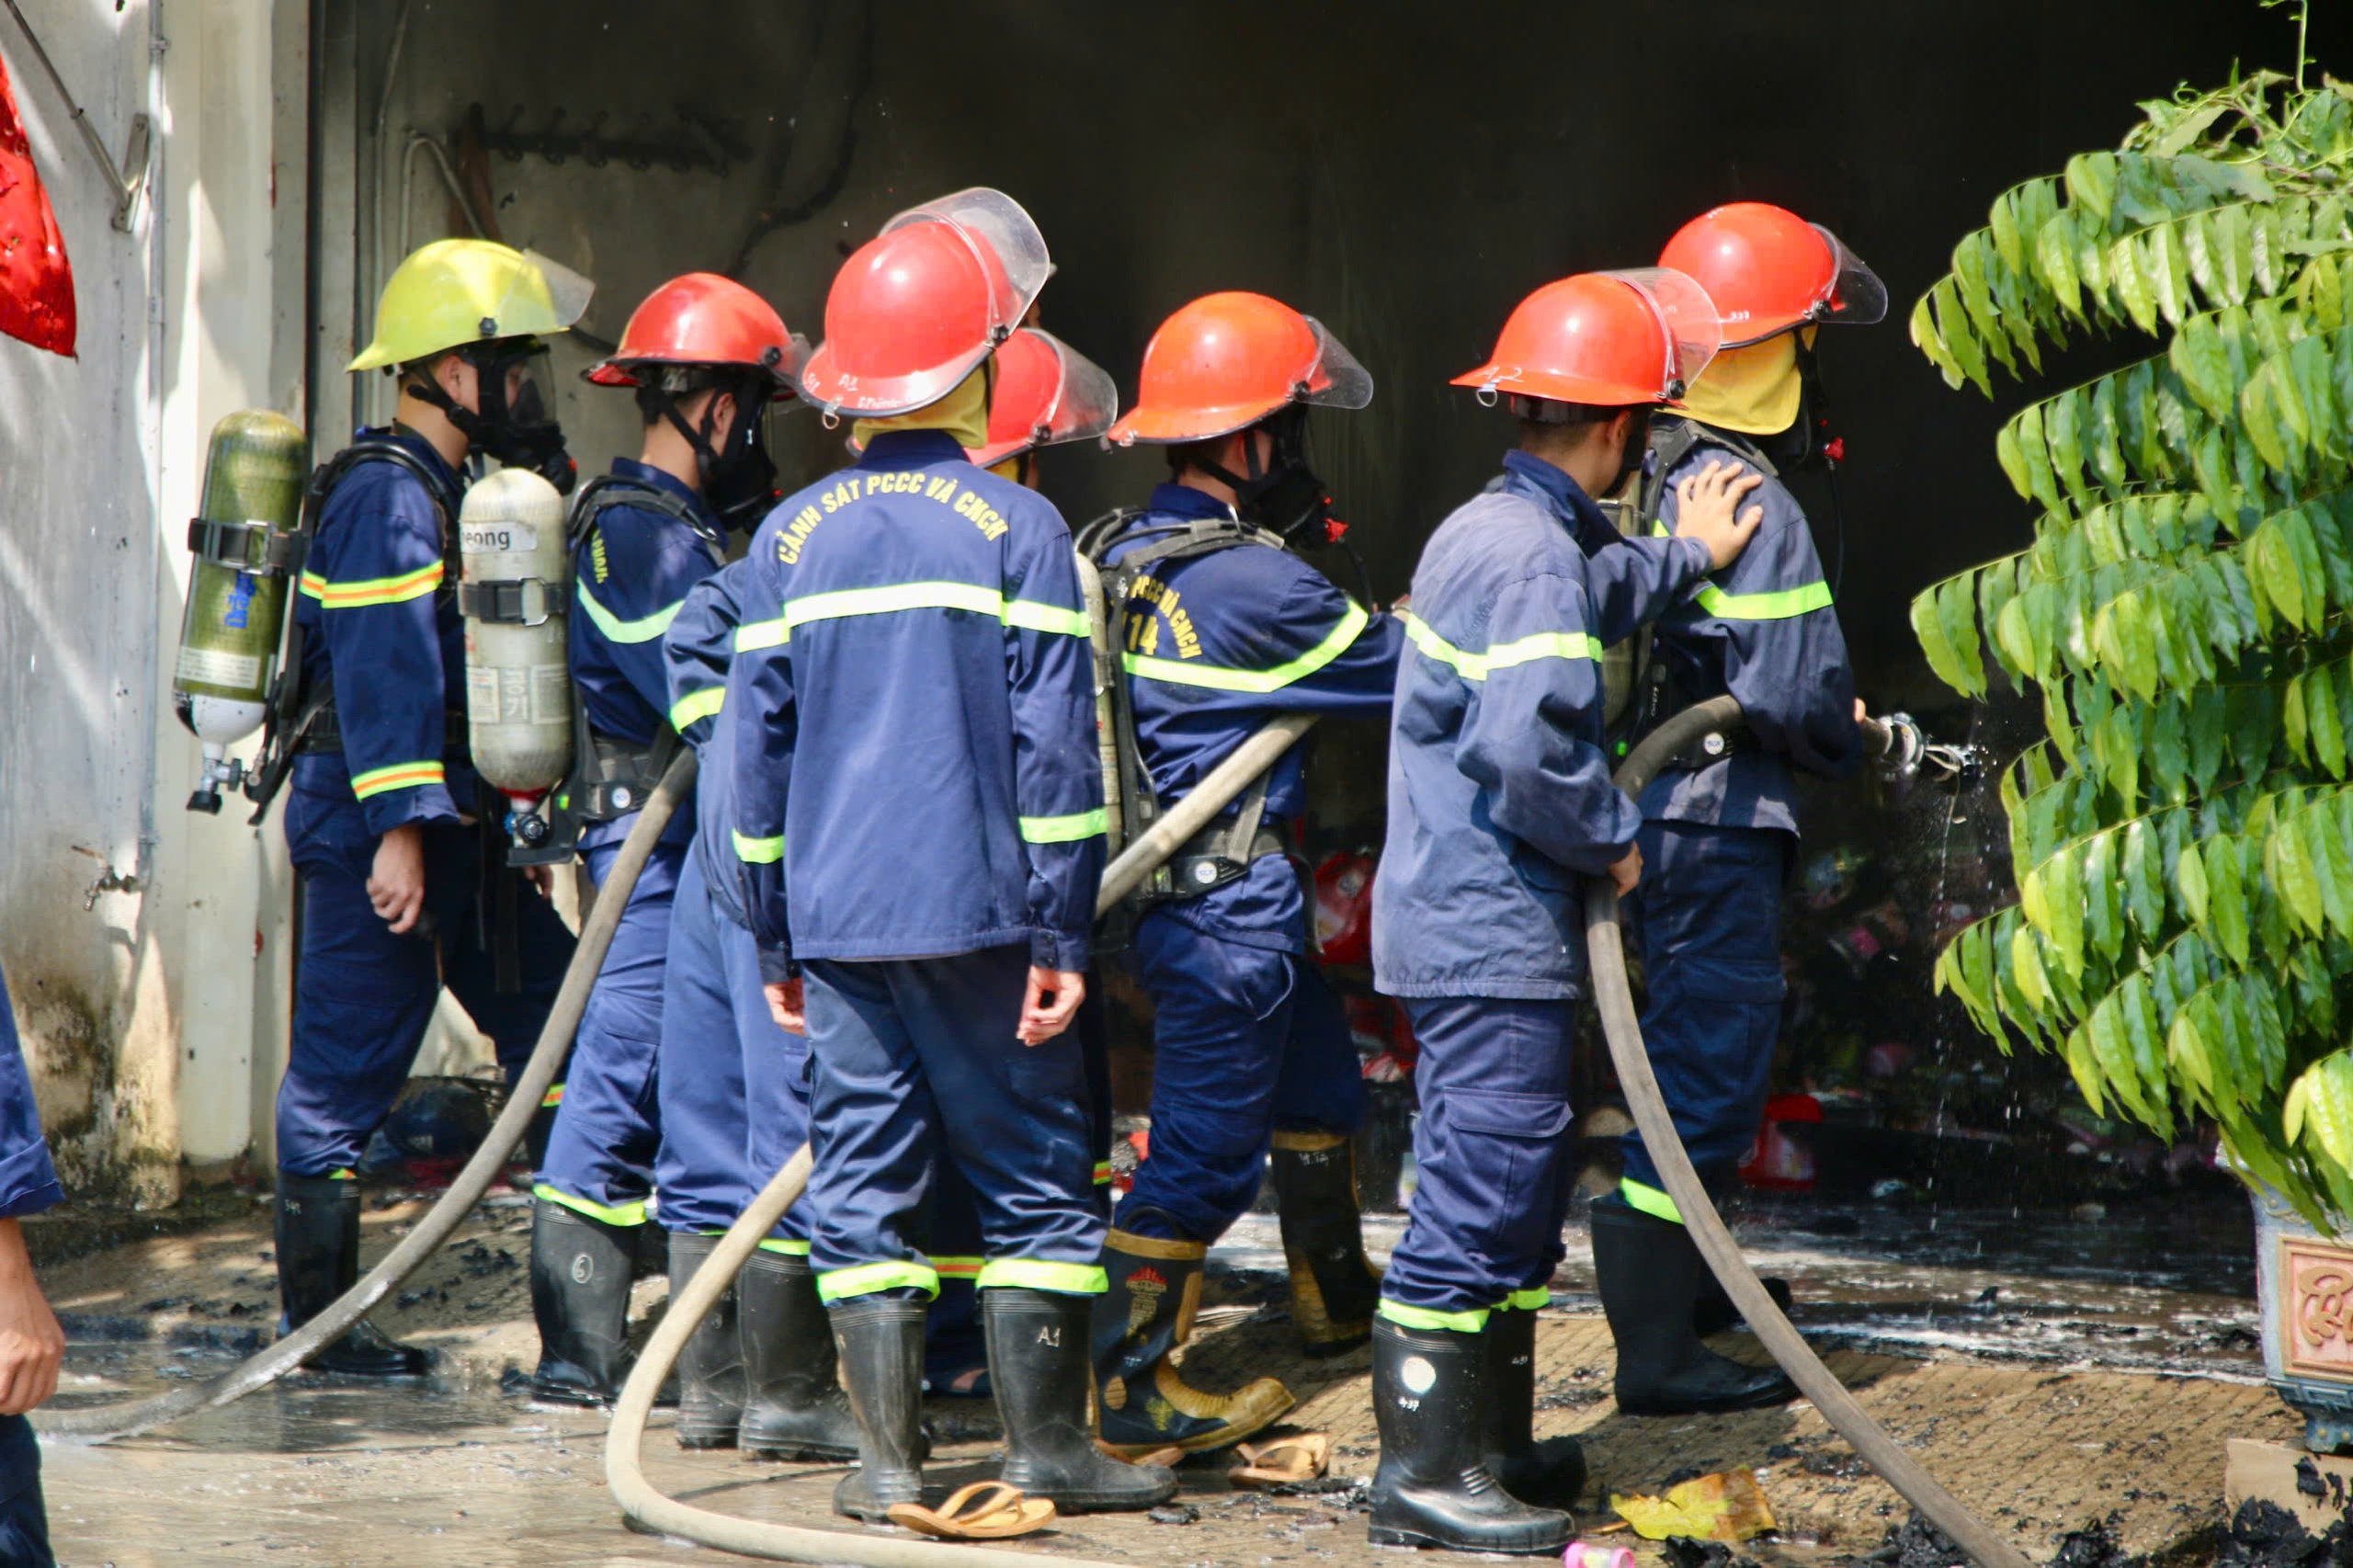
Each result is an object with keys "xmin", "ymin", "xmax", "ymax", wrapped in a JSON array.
[{"xmin": 28, "ymin": 1187, "xmax": 2286, "ymax": 1566}]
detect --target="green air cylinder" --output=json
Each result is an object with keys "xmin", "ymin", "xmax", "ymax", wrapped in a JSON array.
[{"xmin": 174, "ymin": 409, "xmax": 307, "ymax": 813}]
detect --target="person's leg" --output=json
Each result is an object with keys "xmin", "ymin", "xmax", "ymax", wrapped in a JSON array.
[
  {"xmin": 920, "ymin": 1161, "xmax": 989, "ymax": 1395},
  {"xmin": 1602, "ymin": 821, "xmax": 1795, "ymax": 1415},
  {"xmin": 1367, "ymin": 996, "xmax": 1576, "ymax": 1556},
  {"xmin": 1267, "ymin": 961, "xmax": 1380, "ymax": 1356},
  {"xmin": 890, "ymin": 948, "xmax": 1173, "ymax": 1514},
  {"xmin": 1094, "ymin": 917, "xmax": 1296, "ymax": 1453},
  {"xmin": 0, "ymin": 1415, "xmax": 54, "ymax": 1568}
]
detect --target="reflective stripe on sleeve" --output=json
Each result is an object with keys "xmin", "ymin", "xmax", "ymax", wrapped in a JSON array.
[
  {"xmin": 1124, "ymin": 601, "xmax": 1370, "ymax": 692},
  {"xmin": 1019, "ymin": 807, "xmax": 1108, "ymax": 844},
  {"xmin": 757, "ymin": 1237, "xmax": 813, "ymax": 1256},
  {"xmin": 735, "ymin": 617, "xmax": 788, "ymax": 653},
  {"xmin": 350, "ymin": 759, "xmax": 446, "ymax": 800},
  {"xmin": 669, "ymin": 686, "xmax": 725, "ymax": 731},
  {"xmin": 733, "ymin": 830, "xmax": 784, "ymax": 865},
  {"xmin": 1399, "ymin": 610, "xmax": 1597, "ymax": 682},
  {"xmin": 974, "ymin": 1259, "xmax": 1108, "ymax": 1294},
  {"xmin": 1692, "ymin": 578, "xmax": 1834, "ymax": 620},
  {"xmin": 575, "ymin": 580, "xmax": 687, "ymax": 644},
  {"xmin": 818, "ymin": 1261, "xmax": 941, "ymax": 1302},
  {"xmin": 300, "ymin": 562, "xmax": 443, "ymax": 608}
]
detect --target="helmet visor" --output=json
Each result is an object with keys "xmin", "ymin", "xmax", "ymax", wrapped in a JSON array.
[
  {"xmin": 1029, "ymin": 330, "xmax": 1120, "ymax": 449},
  {"xmin": 1600, "ymin": 267, "xmax": 1722, "ymax": 399},
  {"xmin": 881, "ymin": 187, "xmax": 1055, "ymax": 338},
  {"xmin": 513, "ymin": 249, "xmax": 595, "ymax": 335},
  {"xmin": 1297, "ymin": 317, "xmax": 1374, "ymax": 411},
  {"xmin": 1811, "ymin": 224, "xmax": 1887, "ymax": 328},
  {"xmin": 488, "ymin": 343, "xmax": 561, "ymax": 430}
]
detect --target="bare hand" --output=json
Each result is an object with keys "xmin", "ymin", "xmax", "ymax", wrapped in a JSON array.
[
  {"xmin": 368, "ymin": 824, "xmax": 427, "ymax": 934},
  {"xmin": 1674, "ymin": 460, "xmax": 1767, "ymax": 571},
  {"xmin": 1854, "ymin": 698, "xmax": 1869, "ymax": 724},
  {"xmin": 1017, "ymin": 967, "xmax": 1085, "ymax": 1045},
  {"xmin": 1608, "ymin": 846, "xmax": 1643, "ymax": 899},
  {"xmin": 522, "ymin": 864, "xmax": 555, "ymax": 899},
  {"xmin": 0, "ymin": 1220, "xmax": 63, "ymax": 1416},
  {"xmin": 764, "ymin": 979, "xmax": 807, "ymax": 1037}
]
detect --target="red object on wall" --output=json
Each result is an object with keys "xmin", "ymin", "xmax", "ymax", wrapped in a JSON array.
[{"xmin": 0, "ymin": 51, "xmax": 74, "ymax": 358}]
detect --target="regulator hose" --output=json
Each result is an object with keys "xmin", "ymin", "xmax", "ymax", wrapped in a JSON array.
[
  {"xmin": 602, "ymin": 714, "xmax": 1322, "ymax": 1562},
  {"xmin": 1587, "ymin": 696, "xmax": 2029, "ymax": 1568},
  {"xmin": 40, "ymin": 751, "xmax": 699, "ymax": 1443}
]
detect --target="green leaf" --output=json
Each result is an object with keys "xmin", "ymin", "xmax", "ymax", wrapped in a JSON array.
[
  {"xmin": 2111, "ymin": 235, "xmax": 2161, "ymax": 334},
  {"xmin": 2067, "ymin": 150, "xmax": 2120, "ymax": 227},
  {"xmin": 1955, "ymin": 232, "xmax": 2019, "ymax": 377},
  {"xmin": 2150, "ymin": 221, "xmax": 2193, "ymax": 325},
  {"xmin": 2316, "ymin": 661, "xmax": 2349, "ymax": 778},
  {"xmin": 2273, "ymin": 816, "xmax": 2326, "ymax": 934},
  {"xmin": 2177, "ymin": 822, "xmax": 2211, "ymax": 926},
  {"xmin": 2045, "ymin": 842, "xmax": 2086, "ymax": 982},
  {"xmin": 2293, "ymin": 1052, "xmax": 2353, "ymax": 1174},
  {"xmin": 1911, "ymin": 587, "xmax": 1970, "ymax": 695},
  {"xmin": 2037, "ymin": 210, "xmax": 2087, "ymax": 322},
  {"xmin": 1933, "ymin": 278, "xmax": 1990, "ymax": 396},
  {"xmin": 1937, "ymin": 576, "xmax": 1987, "ymax": 694},
  {"xmin": 2173, "ymin": 316, "xmax": 2234, "ymax": 420},
  {"xmin": 1991, "ymin": 187, "xmax": 2027, "ymax": 277},
  {"xmin": 2012, "ymin": 922, "xmax": 2053, "ymax": 1014},
  {"xmin": 2308, "ymin": 808, "xmax": 2353, "ymax": 937},
  {"xmin": 2215, "ymin": 202, "xmax": 2254, "ymax": 306},
  {"xmin": 2112, "ymin": 591, "xmax": 2161, "ymax": 700},
  {"xmin": 2209, "ymin": 835, "xmax": 2252, "ymax": 967},
  {"xmin": 1995, "ymin": 420, "xmax": 2030, "ymax": 499},
  {"xmin": 2013, "ymin": 402, "xmax": 2065, "ymax": 517},
  {"xmin": 1910, "ymin": 294, "xmax": 1962, "ymax": 387}
]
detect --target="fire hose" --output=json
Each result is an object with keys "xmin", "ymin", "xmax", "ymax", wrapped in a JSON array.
[
  {"xmin": 1589, "ymin": 696, "xmax": 2026, "ymax": 1568},
  {"xmin": 39, "ymin": 751, "xmax": 701, "ymax": 1442}
]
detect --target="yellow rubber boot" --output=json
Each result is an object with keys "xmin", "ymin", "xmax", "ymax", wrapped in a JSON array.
[{"xmin": 1089, "ymin": 1229, "xmax": 1294, "ymax": 1456}]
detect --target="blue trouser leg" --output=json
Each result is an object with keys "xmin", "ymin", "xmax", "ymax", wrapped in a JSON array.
[
  {"xmin": 802, "ymin": 947, "xmax": 1102, "ymax": 1300},
  {"xmin": 0, "ymin": 1415, "xmax": 52, "ymax": 1568},
  {"xmin": 1379, "ymin": 996, "xmax": 1576, "ymax": 1321},
  {"xmin": 1120, "ymin": 916, "xmax": 1363, "ymax": 1244},
  {"xmin": 654, "ymin": 850, "xmax": 765, "ymax": 1236},
  {"xmin": 1618, "ymin": 823, "xmax": 1790, "ymax": 1214},
  {"xmin": 534, "ymin": 838, "xmax": 678, "ymax": 1223},
  {"xmin": 923, "ymin": 1159, "xmax": 989, "ymax": 1383}
]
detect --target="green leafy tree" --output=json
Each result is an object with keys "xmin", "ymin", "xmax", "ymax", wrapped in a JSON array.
[{"xmin": 1908, "ymin": 36, "xmax": 2353, "ymax": 1226}]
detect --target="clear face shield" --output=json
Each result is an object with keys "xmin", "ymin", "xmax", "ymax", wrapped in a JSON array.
[
  {"xmin": 881, "ymin": 187, "xmax": 1055, "ymax": 339},
  {"xmin": 1810, "ymin": 225, "xmax": 1887, "ymax": 330},
  {"xmin": 467, "ymin": 337, "xmax": 575, "ymax": 494},
  {"xmin": 1024, "ymin": 331, "xmax": 1120, "ymax": 450},
  {"xmin": 1596, "ymin": 267, "xmax": 1723, "ymax": 401}
]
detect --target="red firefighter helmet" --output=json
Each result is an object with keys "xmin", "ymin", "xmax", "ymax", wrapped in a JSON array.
[
  {"xmin": 585, "ymin": 272, "xmax": 806, "ymax": 390},
  {"xmin": 1658, "ymin": 202, "xmax": 1886, "ymax": 348},
  {"xmin": 1106, "ymin": 291, "xmax": 1371, "ymax": 447},
  {"xmin": 1453, "ymin": 268, "xmax": 1722, "ymax": 408},
  {"xmin": 1313, "ymin": 849, "xmax": 1377, "ymax": 969},
  {"xmin": 967, "ymin": 327, "xmax": 1120, "ymax": 467},
  {"xmin": 798, "ymin": 187, "xmax": 1053, "ymax": 419}
]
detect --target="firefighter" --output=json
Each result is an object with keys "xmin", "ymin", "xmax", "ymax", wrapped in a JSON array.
[
  {"xmin": 1084, "ymin": 291, "xmax": 1403, "ymax": 1457},
  {"xmin": 526, "ymin": 273, "xmax": 802, "ymax": 1421},
  {"xmin": 0, "ymin": 967, "xmax": 65, "ymax": 1567},
  {"xmin": 723, "ymin": 188, "xmax": 1174, "ymax": 1518},
  {"xmin": 1591, "ymin": 204, "xmax": 1878, "ymax": 1415},
  {"xmin": 1369, "ymin": 269, "xmax": 1761, "ymax": 1552},
  {"xmin": 276, "ymin": 240, "xmax": 586, "ymax": 1377}
]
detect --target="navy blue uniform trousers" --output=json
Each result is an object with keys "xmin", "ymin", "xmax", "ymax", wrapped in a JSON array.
[
  {"xmin": 802, "ymin": 947, "xmax": 1100, "ymax": 1301},
  {"xmin": 1618, "ymin": 820, "xmax": 1789, "ymax": 1210},
  {"xmin": 279, "ymin": 790, "xmax": 574, "ymax": 1177},
  {"xmin": 1118, "ymin": 915, "xmax": 1363, "ymax": 1244},
  {"xmin": 535, "ymin": 837, "xmax": 681, "ymax": 1222},
  {"xmin": 0, "ymin": 1416, "xmax": 50, "ymax": 1568},
  {"xmin": 1381, "ymin": 997, "xmax": 1576, "ymax": 1320}
]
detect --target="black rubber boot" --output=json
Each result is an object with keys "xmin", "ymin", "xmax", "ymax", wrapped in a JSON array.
[
  {"xmin": 1590, "ymin": 1200, "xmax": 1796, "ymax": 1415},
  {"xmin": 737, "ymin": 1248, "xmax": 860, "ymax": 1460},
  {"xmin": 274, "ymin": 1173, "xmax": 429, "ymax": 1379},
  {"xmin": 525, "ymin": 1198, "xmax": 637, "ymax": 1405},
  {"xmin": 1693, "ymin": 1270, "xmax": 1794, "ymax": 1338},
  {"xmin": 1270, "ymin": 1131, "xmax": 1382, "ymax": 1358},
  {"xmin": 1483, "ymin": 1307, "xmax": 1586, "ymax": 1511},
  {"xmin": 988, "ymin": 1288, "xmax": 1176, "ymax": 1512},
  {"xmin": 1368, "ymin": 1315, "xmax": 1572, "ymax": 1553},
  {"xmin": 1091, "ymin": 1227, "xmax": 1292, "ymax": 1457},
  {"xmin": 667, "ymin": 1232, "xmax": 745, "ymax": 1449},
  {"xmin": 828, "ymin": 1291, "xmax": 928, "ymax": 1522}
]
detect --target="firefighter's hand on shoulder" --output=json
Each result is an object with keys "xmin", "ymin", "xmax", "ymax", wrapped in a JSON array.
[
  {"xmin": 369, "ymin": 823, "xmax": 427, "ymax": 935},
  {"xmin": 1017, "ymin": 967, "xmax": 1086, "ymax": 1046},
  {"xmin": 1608, "ymin": 844, "xmax": 1643, "ymax": 899},
  {"xmin": 764, "ymin": 978, "xmax": 807, "ymax": 1037},
  {"xmin": 1672, "ymin": 460, "xmax": 1766, "ymax": 571}
]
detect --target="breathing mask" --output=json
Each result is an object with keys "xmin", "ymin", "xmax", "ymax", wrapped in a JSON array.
[
  {"xmin": 1199, "ymin": 405, "xmax": 1345, "ymax": 549},
  {"xmin": 409, "ymin": 336, "xmax": 577, "ymax": 494},
  {"xmin": 642, "ymin": 361, "xmax": 783, "ymax": 533}
]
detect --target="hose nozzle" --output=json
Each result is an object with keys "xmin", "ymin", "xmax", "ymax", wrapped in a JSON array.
[{"xmin": 1873, "ymin": 712, "xmax": 1988, "ymax": 790}]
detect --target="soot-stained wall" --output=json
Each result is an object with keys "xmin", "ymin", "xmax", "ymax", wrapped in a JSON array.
[{"xmin": 348, "ymin": 0, "xmax": 2345, "ymax": 832}]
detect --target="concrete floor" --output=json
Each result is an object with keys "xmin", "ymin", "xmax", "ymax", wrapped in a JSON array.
[{"xmin": 28, "ymin": 1189, "xmax": 2291, "ymax": 1565}]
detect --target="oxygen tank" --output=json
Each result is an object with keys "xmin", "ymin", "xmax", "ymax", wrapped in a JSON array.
[
  {"xmin": 1074, "ymin": 550, "xmax": 1125, "ymax": 853},
  {"xmin": 175, "ymin": 410, "xmax": 308, "ymax": 814},
  {"xmin": 1596, "ymin": 471, "xmax": 1644, "ymax": 731},
  {"xmin": 457, "ymin": 468, "xmax": 572, "ymax": 852}
]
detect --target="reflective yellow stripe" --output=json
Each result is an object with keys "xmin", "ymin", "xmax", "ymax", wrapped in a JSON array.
[
  {"xmin": 1620, "ymin": 1177, "xmax": 1683, "ymax": 1225},
  {"xmin": 300, "ymin": 561, "xmax": 444, "ymax": 608},
  {"xmin": 576, "ymin": 580, "xmax": 687, "ymax": 644},
  {"xmin": 818, "ymin": 1261, "xmax": 940, "ymax": 1301},
  {"xmin": 540, "ymin": 1083, "xmax": 566, "ymax": 1108},
  {"xmin": 975, "ymin": 1259, "xmax": 1108, "ymax": 1294},
  {"xmin": 350, "ymin": 760, "xmax": 445, "ymax": 800},
  {"xmin": 1019, "ymin": 807, "xmax": 1108, "ymax": 844},
  {"xmin": 1400, "ymin": 610, "xmax": 1597, "ymax": 683},
  {"xmin": 1124, "ymin": 601, "xmax": 1370, "ymax": 693},
  {"xmin": 1692, "ymin": 578, "xmax": 1834, "ymax": 621},
  {"xmin": 735, "ymin": 617, "xmax": 788, "ymax": 652},
  {"xmin": 772, "ymin": 580, "xmax": 1092, "ymax": 642},
  {"xmin": 733, "ymin": 830, "xmax": 784, "ymax": 865},
  {"xmin": 1378, "ymin": 1299, "xmax": 1487, "ymax": 1333},
  {"xmin": 1003, "ymin": 599, "xmax": 1092, "ymax": 637},
  {"xmin": 532, "ymin": 1182, "xmax": 649, "ymax": 1228},
  {"xmin": 757, "ymin": 1237, "xmax": 813, "ymax": 1256},
  {"xmin": 932, "ymin": 1256, "xmax": 984, "ymax": 1281},
  {"xmin": 327, "ymin": 1168, "xmax": 357, "ymax": 1181},
  {"xmin": 1497, "ymin": 1288, "xmax": 1552, "ymax": 1312},
  {"xmin": 669, "ymin": 686, "xmax": 725, "ymax": 731},
  {"xmin": 1091, "ymin": 1161, "xmax": 1113, "ymax": 1186}
]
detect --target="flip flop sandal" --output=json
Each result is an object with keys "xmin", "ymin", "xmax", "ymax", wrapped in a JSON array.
[
  {"xmin": 1228, "ymin": 1433, "xmax": 1330, "ymax": 1488},
  {"xmin": 1108, "ymin": 1443, "xmax": 1184, "ymax": 1469},
  {"xmin": 886, "ymin": 1482, "xmax": 1057, "ymax": 1540}
]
